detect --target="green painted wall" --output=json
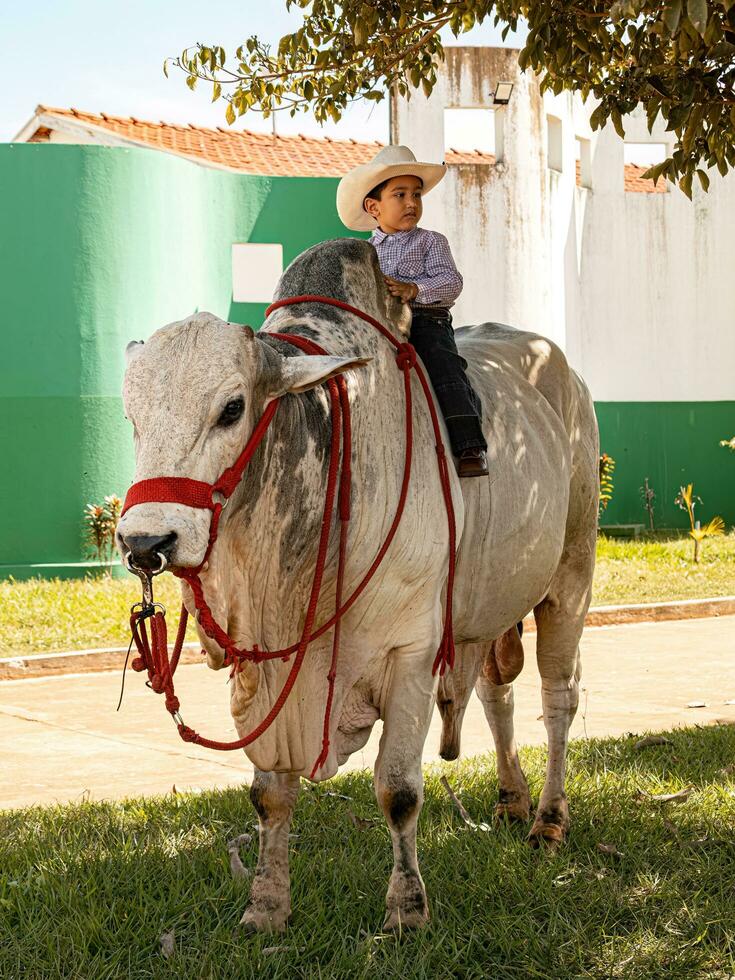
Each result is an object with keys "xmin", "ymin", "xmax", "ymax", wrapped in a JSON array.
[
  {"xmin": 1, "ymin": 146, "xmax": 732, "ymax": 578},
  {"xmin": 596, "ymin": 402, "xmax": 735, "ymax": 530},
  {"xmin": 0, "ymin": 144, "xmax": 356, "ymax": 578}
]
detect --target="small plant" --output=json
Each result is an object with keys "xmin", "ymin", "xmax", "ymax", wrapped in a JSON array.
[
  {"xmin": 674, "ymin": 483, "xmax": 724, "ymax": 563},
  {"xmin": 83, "ymin": 494, "xmax": 123, "ymax": 571},
  {"xmin": 639, "ymin": 477, "xmax": 656, "ymax": 531},
  {"xmin": 598, "ymin": 453, "xmax": 615, "ymax": 516}
]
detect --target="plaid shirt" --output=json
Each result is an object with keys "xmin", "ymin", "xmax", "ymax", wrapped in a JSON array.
[{"xmin": 370, "ymin": 226, "xmax": 463, "ymax": 308}]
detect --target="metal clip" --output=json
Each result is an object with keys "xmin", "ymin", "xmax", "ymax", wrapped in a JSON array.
[
  {"xmin": 211, "ymin": 489, "xmax": 230, "ymax": 510},
  {"xmin": 124, "ymin": 552, "xmax": 163, "ymax": 610}
]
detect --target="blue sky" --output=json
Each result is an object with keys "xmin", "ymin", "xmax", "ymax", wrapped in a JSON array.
[{"xmin": 0, "ymin": 1, "xmax": 524, "ymax": 142}]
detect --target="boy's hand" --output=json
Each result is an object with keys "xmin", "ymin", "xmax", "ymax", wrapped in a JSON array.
[{"xmin": 384, "ymin": 276, "xmax": 419, "ymax": 304}]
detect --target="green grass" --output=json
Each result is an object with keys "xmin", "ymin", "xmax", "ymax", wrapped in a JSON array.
[
  {"xmin": 0, "ymin": 574, "xmax": 193, "ymax": 657},
  {"xmin": 594, "ymin": 531, "xmax": 735, "ymax": 606},
  {"xmin": 1, "ymin": 725, "xmax": 734, "ymax": 979},
  {"xmin": 1, "ymin": 533, "xmax": 734, "ymax": 657}
]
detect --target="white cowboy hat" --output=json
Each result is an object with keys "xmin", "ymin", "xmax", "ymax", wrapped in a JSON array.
[{"xmin": 336, "ymin": 145, "xmax": 447, "ymax": 232}]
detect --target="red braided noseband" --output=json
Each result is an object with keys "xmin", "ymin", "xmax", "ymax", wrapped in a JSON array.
[{"xmin": 123, "ymin": 295, "xmax": 457, "ymax": 778}]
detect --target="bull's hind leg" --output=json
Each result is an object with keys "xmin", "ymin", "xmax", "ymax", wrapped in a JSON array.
[
  {"xmin": 530, "ymin": 549, "xmax": 593, "ymax": 845},
  {"xmin": 530, "ymin": 609, "xmax": 582, "ymax": 846},
  {"xmin": 530, "ymin": 416, "xmax": 597, "ymax": 846},
  {"xmin": 475, "ymin": 670, "xmax": 532, "ymax": 823},
  {"xmin": 374, "ymin": 638, "xmax": 437, "ymax": 931},
  {"xmin": 240, "ymin": 769, "xmax": 300, "ymax": 933}
]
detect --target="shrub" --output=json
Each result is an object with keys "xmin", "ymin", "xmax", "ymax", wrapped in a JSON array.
[
  {"xmin": 674, "ymin": 483, "xmax": 724, "ymax": 563},
  {"xmin": 83, "ymin": 495, "xmax": 123, "ymax": 570},
  {"xmin": 598, "ymin": 453, "xmax": 615, "ymax": 516}
]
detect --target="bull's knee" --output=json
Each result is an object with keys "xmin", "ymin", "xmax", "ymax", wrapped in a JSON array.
[
  {"xmin": 250, "ymin": 778, "xmax": 268, "ymax": 820},
  {"xmin": 377, "ymin": 782, "xmax": 420, "ymax": 830},
  {"xmin": 250, "ymin": 772, "xmax": 296, "ymax": 824}
]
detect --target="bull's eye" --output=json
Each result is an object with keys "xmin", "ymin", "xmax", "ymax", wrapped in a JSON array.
[{"xmin": 217, "ymin": 397, "xmax": 244, "ymax": 427}]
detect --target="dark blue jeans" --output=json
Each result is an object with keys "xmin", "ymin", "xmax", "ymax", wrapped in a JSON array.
[{"xmin": 410, "ymin": 308, "xmax": 488, "ymax": 454}]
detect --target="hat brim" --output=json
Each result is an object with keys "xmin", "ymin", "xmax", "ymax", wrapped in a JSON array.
[{"xmin": 337, "ymin": 161, "xmax": 447, "ymax": 232}]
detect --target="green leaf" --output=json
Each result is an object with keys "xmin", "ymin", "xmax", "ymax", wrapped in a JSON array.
[
  {"xmin": 162, "ymin": 59, "xmax": 169, "ymax": 79},
  {"xmin": 589, "ymin": 103, "xmax": 606, "ymax": 130},
  {"xmin": 611, "ymin": 106, "xmax": 626, "ymax": 139},
  {"xmin": 682, "ymin": 104, "xmax": 704, "ymax": 153},
  {"xmin": 225, "ymin": 101, "xmax": 236, "ymax": 126},
  {"xmin": 185, "ymin": 74, "xmax": 197, "ymax": 91},
  {"xmin": 663, "ymin": 0, "xmax": 682, "ymax": 32},
  {"xmin": 646, "ymin": 99, "xmax": 660, "ymax": 133},
  {"xmin": 647, "ymin": 76, "xmax": 670, "ymax": 97},
  {"xmin": 212, "ymin": 81, "xmax": 221, "ymax": 103},
  {"xmin": 641, "ymin": 159, "xmax": 670, "ymax": 182},
  {"xmin": 696, "ymin": 168, "xmax": 710, "ymax": 191},
  {"xmin": 687, "ymin": 0, "xmax": 708, "ymax": 35},
  {"xmin": 679, "ymin": 170, "xmax": 693, "ymax": 198}
]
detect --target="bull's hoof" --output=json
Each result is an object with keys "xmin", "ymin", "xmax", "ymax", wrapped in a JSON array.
[
  {"xmin": 383, "ymin": 873, "xmax": 429, "ymax": 933},
  {"xmin": 382, "ymin": 902, "xmax": 430, "ymax": 933},
  {"xmin": 495, "ymin": 797, "xmax": 531, "ymax": 824},
  {"xmin": 528, "ymin": 822, "xmax": 566, "ymax": 848},
  {"xmin": 494, "ymin": 785, "xmax": 532, "ymax": 824},
  {"xmin": 238, "ymin": 905, "xmax": 290, "ymax": 934},
  {"xmin": 528, "ymin": 804, "xmax": 569, "ymax": 848}
]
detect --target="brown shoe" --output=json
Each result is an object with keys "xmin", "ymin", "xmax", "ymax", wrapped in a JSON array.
[{"xmin": 457, "ymin": 448, "xmax": 489, "ymax": 478}]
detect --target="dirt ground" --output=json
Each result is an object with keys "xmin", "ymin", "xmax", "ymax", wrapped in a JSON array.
[{"xmin": 1, "ymin": 616, "xmax": 733, "ymax": 810}]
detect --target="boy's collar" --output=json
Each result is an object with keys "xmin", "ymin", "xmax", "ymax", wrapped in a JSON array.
[{"xmin": 372, "ymin": 225, "xmax": 420, "ymax": 243}]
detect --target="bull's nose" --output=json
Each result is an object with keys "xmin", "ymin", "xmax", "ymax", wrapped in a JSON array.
[{"xmin": 121, "ymin": 532, "xmax": 178, "ymax": 571}]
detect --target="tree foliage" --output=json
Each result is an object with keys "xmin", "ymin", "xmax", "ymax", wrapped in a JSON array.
[{"xmin": 168, "ymin": 0, "xmax": 735, "ymax": 195}]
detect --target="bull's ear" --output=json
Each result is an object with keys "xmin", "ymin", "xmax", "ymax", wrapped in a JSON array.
[
  {"xmin": 278, "ymin": 355, "xmax": 371, "ymax": 395},
  {"xmin": 126, "ymin": 340, "xmax": 144, "ymax": 365}
]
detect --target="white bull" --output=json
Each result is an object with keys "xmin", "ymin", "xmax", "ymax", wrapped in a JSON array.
[{"xmin": 117, "ymin": 238, "xmax": 599, "ymax": 933}]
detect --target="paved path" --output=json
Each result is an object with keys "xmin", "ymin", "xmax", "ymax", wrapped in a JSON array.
[{"xmin": 1, "ymin": 617, "xmax": 733, "ymax": 810}]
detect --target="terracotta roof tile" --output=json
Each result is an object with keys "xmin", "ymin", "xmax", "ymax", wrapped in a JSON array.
[
  {"xmin": 32, "ymin": 105, "xmax": 494, "ymax": 175},
  {"xmin": 576, "ymin": 158, "xmax": 667, "ymax": 193},
  {"xmin": 623, "ymin": 162, "xmax": 668, "ymax": 193},
  {"xmin": 30, "ymin": 106, "xmax": 667, "ymax": 191}
]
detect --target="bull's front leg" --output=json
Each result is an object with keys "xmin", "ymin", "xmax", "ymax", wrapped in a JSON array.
[
  {"xmin": 374, "ymin": 640, "xmax": 437, "ymax": 931},
  {"xmin": 240, "ymin": 769, "xmax": 300, "ymax": 933}
]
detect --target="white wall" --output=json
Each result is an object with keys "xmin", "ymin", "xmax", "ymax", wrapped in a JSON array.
[{"xmin": 394, "ymin": 47, "xmax": 735, "ymax": 403}]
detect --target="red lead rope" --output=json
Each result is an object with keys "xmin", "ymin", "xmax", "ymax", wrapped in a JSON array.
[{"xmin": 124, "ymin": 295, "xmax": 457, "ymax": 777}]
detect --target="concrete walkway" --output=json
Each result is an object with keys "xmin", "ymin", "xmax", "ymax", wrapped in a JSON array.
[{"xmin": 2, "ymin": 616, "xmax": 734, "ymax": 810}]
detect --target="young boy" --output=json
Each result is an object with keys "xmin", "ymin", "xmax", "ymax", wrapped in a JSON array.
[{"xmin": 337, "ymin": 145, "xmax": 488, "ymax": 477}]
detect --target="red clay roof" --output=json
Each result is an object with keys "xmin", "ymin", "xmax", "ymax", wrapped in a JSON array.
[
  {"xmin": 622, "ymin": 162, "xmax": 668, "ymax": 193},
  {"xmin": 576, "ymin": 158, "xmax": 667, "ymax": 193},
  {"xmin": 28, "ymin": 106, "xmax": 665, "ymax": 192},
  {"xmin": 29, "ymin": 105, "xmax": 494, "ymax": 175}
]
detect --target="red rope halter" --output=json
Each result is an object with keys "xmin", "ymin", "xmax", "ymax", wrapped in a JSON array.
[{"xmin": 122, "ymin": 295, "xmax": 457, "ymax": 778}]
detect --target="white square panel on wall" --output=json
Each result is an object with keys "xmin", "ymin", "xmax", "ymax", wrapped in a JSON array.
[{"xmin": 231, "ymin": 243, "xmax": 283, "ymax": 303}]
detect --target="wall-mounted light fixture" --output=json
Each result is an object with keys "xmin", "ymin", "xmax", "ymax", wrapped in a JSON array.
[{"xmin": 492, "ymin": 81, "xmax": 514, "ymax": 105}]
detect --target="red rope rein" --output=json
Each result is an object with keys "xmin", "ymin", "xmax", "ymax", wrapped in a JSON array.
[{"xmin": 123, "ymin": 295, "xmax": 457, "ymax": 777}]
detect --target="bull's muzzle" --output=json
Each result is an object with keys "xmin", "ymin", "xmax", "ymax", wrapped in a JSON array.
[{"xmin": 119, "ymin": 531, "xmax": 177, "ymax": 572}]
